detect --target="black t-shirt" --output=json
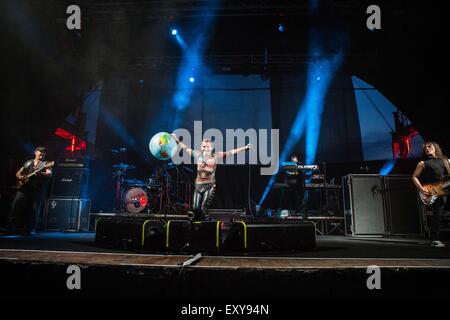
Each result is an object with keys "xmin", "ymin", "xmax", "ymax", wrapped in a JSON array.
[
  {"xmin": 21, "ymin": 159, "xmax": 50, "ymax": 190},
  {"xmin": 421, "ymin": 158, "xmax": 449, "ymax": 184}
]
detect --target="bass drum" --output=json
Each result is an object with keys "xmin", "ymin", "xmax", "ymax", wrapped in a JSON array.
[{"xmin": 123, "ymin": 187, "xmax": 148, "ymax": 213}]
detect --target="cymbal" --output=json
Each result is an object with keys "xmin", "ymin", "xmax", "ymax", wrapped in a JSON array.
[
  {"xmin": 161, "ymin": 162, "xmax": 177, "ymax": 169},
  {"xmin": 123, "ymin": 179, "xmax": 146, "ymax": 187},
  {"xmin": 113, "ymin": 163, "xmax": 136, "ymax": 170}
]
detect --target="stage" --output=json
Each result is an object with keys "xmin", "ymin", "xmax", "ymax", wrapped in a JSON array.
[
  {"xmin": 2, "ymin": 232, "xmax": 450, "ymax": 301},
  {"xmin": 3, "ymin": 0, "xmax": 450, "ymax": 307}
]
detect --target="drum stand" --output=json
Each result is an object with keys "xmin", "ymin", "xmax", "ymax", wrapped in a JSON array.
[{"xmin": 113, "ymin": 169, "xmax": 125, "ymax": 213}]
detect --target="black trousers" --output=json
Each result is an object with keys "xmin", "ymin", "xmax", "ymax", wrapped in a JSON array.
[
  {"xmin": 192, "ymin": 183, "xmax": 216, "ymax": 221},
  {"xmin": 8, "ymin": 188, "xmax": 45, "ymax": 233},
  {"xmin": 429, "ymin": 196, "xmax": 447, "ymax": 241}
]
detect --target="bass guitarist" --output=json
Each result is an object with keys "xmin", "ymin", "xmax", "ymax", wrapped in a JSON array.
[
  {"xmin": 6, "ymin": 146, "xmax": 53, "ymax": 235},
  {"xmin": 412, "ymin": 141, "xmax": 450, "ymax": 247}
]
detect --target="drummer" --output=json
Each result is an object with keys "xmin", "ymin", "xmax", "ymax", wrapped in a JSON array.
[{"xmin": 172, "ymin": 134, "xmax": 251, "ymax": 221}]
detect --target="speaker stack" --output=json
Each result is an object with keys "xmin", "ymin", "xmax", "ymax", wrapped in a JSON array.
[
  {"xmin": 342, "ymin": 174, "xmax": 423, "ymax": 237},
  {"xmin": 43, "ymin": 156, "xmax": 91, "ymax": 231}
]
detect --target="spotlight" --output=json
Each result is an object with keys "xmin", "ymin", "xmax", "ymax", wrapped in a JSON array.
[
  {"xmin": 189, "ymin": 77, "xmax": 195, "ymax": 83},
  {"xmin": 171, "ymin": 29, "xmax": 178, "ymax": 36},
  {"xmin": 316, "ymin": 76, "xmax": 321, "ymax": 81},
  {"xmin": 278, "ymin": 23, "xmax": 285, "ymax": 33}
]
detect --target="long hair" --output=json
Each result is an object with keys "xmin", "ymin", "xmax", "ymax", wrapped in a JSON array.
[{"xmin": 422, "ymin": 141, "xmax": 446, "ymax": 159}]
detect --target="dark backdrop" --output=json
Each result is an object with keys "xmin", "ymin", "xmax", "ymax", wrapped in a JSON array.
[{"xmin": 2, "ymin": 1, "xmax": 450, "ymax": 213}]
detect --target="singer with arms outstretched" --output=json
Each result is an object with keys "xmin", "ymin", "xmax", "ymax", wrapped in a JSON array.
[{"xmin": 172, "ymin": 134, "xmax": 251, "ymax": 221}]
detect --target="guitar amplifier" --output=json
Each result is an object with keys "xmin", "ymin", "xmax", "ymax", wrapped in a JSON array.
[
  {"xmin": 384, "ymin": 175, "xmax": 423, "ymax": 236},
  {"xmin": 342, "ymin": 174, "xmax": 423, "ymax": 237},
  {"xmin": 56, "ymin": 156, "xmax": 90, "ymax": 168},
  {"xmin": 342, "ymin": 174, "xmax": 386, "ymax": 236},
  {"xmin": 50, "ymin": 167, "xmax": 89, "ymax": 198},
  {"xmin": 43, "ymin": 198, "xmax": 90, "ymax": 231}
]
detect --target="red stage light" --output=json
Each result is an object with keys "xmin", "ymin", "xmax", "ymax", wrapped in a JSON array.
[{"xmin": 54, "ymin": 128, "xmax": 87, "ymax": 153}]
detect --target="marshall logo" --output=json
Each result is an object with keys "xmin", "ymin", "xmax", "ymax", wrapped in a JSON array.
[{"xmin": 61, "ymin": 178, "xmax": 73, "ymax": 182}]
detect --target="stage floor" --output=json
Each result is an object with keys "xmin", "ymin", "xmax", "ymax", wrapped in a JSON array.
[
  {"xmin": 2, "ymin": 232, "xmax": 450, "ymax": 301},
  {"xmin": 1, "ymin": 232, "xmax": 450, "ymax": 263}
]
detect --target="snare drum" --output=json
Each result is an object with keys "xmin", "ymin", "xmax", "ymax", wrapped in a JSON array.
[{"xmin": 123, "ymin": 187, "xmax": 148, "ymax": 213}]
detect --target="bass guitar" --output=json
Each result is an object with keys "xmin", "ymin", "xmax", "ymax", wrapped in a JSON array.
[
  {"xmin": 17, "ymin": 161, "xmax": 54, "ymax": 189},
  {"xmin": 419, "ymin": 175, "xmax": 450, "ymax": 206}
]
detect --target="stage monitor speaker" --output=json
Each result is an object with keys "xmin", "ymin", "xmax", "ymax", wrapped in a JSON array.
[
  {"xmin": 222, "ymin": 221, "xmax": 316, "ymax": 252},
  {"xmin": 342, "ymin": 174, "xmax": 386, "ymax": 236},
  {"xmin": 50, "ymin": 167, "xmax": 89, "ymax": 198},
  {"xmin": 43, "ymin": 198, "xmax": 90, "ymax": 232},
  {"xmin": 95, "ymin": 217, "xmax": 164, "ymax": 250},
  {"xmin": 165, "ymin": 220, "xmax": 222, "ymax": 253},
  {"xmin": 384, "ymin": 175, "xmax": 423, "ymax": 236}
]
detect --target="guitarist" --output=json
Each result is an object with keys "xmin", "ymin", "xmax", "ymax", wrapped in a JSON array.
[
  {"xmin": 412, "ymin": 142, "xmax": 450, "ymax": 247},
  {"xmin": 7, "ymin": 146, "xmax": 53, "ymax": 235}
]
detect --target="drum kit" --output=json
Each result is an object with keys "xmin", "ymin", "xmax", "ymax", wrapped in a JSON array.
[{"xmin": 112, "ymin": 162, "xmax": 193, "ymax": 214}]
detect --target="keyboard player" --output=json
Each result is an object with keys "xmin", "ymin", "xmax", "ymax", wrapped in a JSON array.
[
  {"xmin": 287, "ymin": 154, "xmax": 308, "ymax": 218},
  {"xmin": 280, "ymin": 155, "xmax": 322, "ymax": 217}
]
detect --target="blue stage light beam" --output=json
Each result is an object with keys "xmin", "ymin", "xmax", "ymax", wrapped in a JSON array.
[
  {"xmin": 380, "ymin": 159, "xmax": 397, "ymax": 176},
  {"xmin": 173, "ymin": 47, "xmax": 201, "ymax": 110},
  {"xmin": 170, "ymin": 2, "xmax": 219, "ymax": 130},
  {"xmin": 305, "ymin": 52, "xmax": 343, "ymax": 164},
  {"xmin": 102, "ymin": 109, "xmax": 141, "ymax": 154},
  {"xmin": 258, "ymin": 48, "xmax": 343, "ymax": 207},
  {"xmin": 176, "ymin": 35, "xmax": 188, "ymax": 50},
  {"xmin": 170, "ymin": 28, "xmax": 188, "ymax": 50},
  {"xmin": 175, "ymin": 34, "xmax": 188, "ymax": 50},
  {"xmin": 258, "ymin": 94, "xmax": 310, "ymax": 206}
]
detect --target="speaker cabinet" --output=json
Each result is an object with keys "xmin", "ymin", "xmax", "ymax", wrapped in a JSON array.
[
  {"xmin": 343, "ymin": 174, "xmax": 386, "ymax": 236},
  {"xmin": 95, "ymin": 217, "xmax": 164, "ymax": 250},
  {"xmin": 50, "ymin": 167, "xmax": 89, "ymax": 198},
  {"xmin": 165, "ymin": 220, "xmax": 222, "ymax": 253},
  {"xmin": 343, "ymin": 174, "xmax": 423, "ymax": 237},
  {"xmin": 43, "ymin": 198, "xmax": 90, "ymax": 231},
  {"xmin": 222, "ymin": 221, "xmax": 316, "ymax": 252},
  {"xmin": 384, "ymin": 175, "xmax": 423, "ymax": 236}
]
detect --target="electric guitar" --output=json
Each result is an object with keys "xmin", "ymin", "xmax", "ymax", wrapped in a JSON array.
[
  {"xmin": 16, "ymin": 161, "xmax": 54, "ymax": 189},
  {"xmin": 419, "ymin": 175, "xmax": 450, "ymax": 206}
]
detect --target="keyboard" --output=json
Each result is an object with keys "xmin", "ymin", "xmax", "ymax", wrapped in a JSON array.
[{"xmin": 281, "ymin": 162, "xmax": 319, "ymax": 171}]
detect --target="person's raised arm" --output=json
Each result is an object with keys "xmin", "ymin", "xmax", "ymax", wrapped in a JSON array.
[
  {"xmin": 221, "ymin": 144, "xmax": 252, "ymax": 158},
  {"xmin": 172, "ymin": 134, "xmax": 194, "ymax": 157}
]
